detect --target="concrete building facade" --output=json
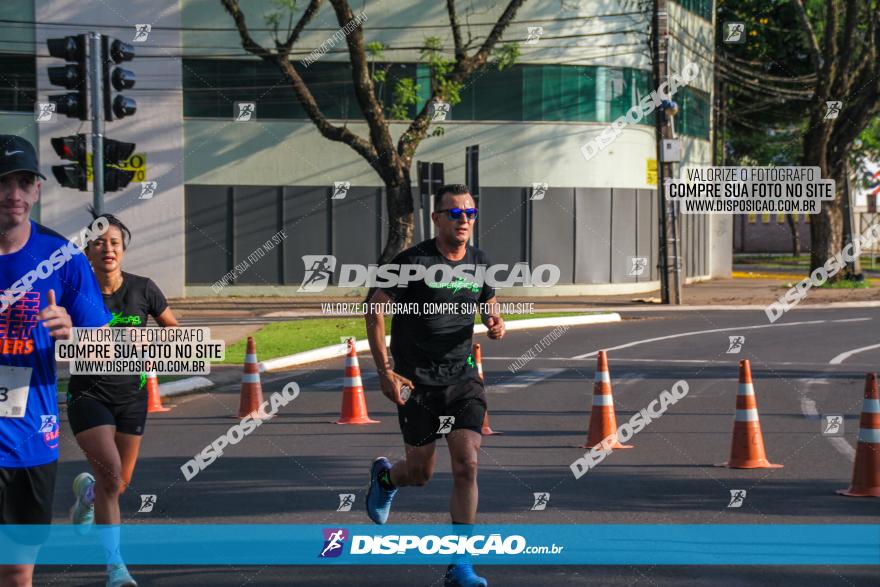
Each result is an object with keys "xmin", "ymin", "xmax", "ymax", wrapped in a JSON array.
[{"xmin": 0, "ymin": 0, "xmax": 728, "ymax": 297}]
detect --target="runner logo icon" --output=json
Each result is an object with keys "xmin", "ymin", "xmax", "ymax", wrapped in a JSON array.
[
  {"xmin": 437, "ymin": 416, "xmax": 455, "ymax": 434},
  {"xmin": 38, "ymin": 414, "xmax": 58, "ymax": 433},
  {"xmin": 726, "ymin": 336, "xmax": 745, "ymax": 354},
  {"xmin": 337, "ymin": 494, "xmax": 355, "ymax": 512},
  {"xmin": 298, "ymin": 255, "xmax": 337, "ymax": 292},
  {"xmin": 138, "ymin": 494, "xmax": 157, "ymax": 512},
  {"xmin": 531, "ymin": 492, "xmax": 549, "ymax": 511},
  {"xmin": 319, "ymin": 528, "xmax": 348, "ymax": 558},
  {"xmin": 727, "ymin": 489, "xmax": 746, "ymax": 508}
]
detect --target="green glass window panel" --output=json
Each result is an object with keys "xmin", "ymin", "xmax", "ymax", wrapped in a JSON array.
[
  {"xmin": 578, "ymin": 66, "xmax": 598, "ymax": 121},
  {"xmin": 522, "ymin": 66, "xmax": 544, "ymax": 121},
  {"xmin": 541, "ymin": 65, "xmax": 564, "ymax": 121},
  {"xmin": 454, "ymin": 80, "xmax": 475, "ymax": 121},
  {"xmin": 672, "ymin": 0, "xmax": 713, "ymax": 21},
  {"xmin": 182, "ymin": 59, "xmax": 658, "ymax": 126},
  {"xmin": 0, "ymin": 53, "xmax": 35, "ymax": 112},
  {"xmin": 472, "ymin": 66, "xmax": 523, "ymax": 120},
  {"xmin": 607, "ymin": 68, "xmax": 630, "ymax": 120},
  {"xmin": 416, "ymin": 63, "xmax": 431, "ymax": 113},
  {"xmin": 636, "ymin": 69, "xmax": 655, "ymax": 127},
  {"xmin": 678, "ymin": 87, "xmax": 710, "ymax": 139},
  {"xmin": 557, "ymin": 65, "xmax": 581, "ymax": 121}
]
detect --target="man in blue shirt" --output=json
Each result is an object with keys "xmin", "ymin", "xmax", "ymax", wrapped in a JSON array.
[{"xmin": 0, "ymin": 135, "xmax": 111, "ymax": 586}]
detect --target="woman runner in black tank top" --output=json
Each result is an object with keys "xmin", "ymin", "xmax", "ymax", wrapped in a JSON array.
[{"xmin": 66, "ymin": 209, "xmax": 179, "ymax": 587}]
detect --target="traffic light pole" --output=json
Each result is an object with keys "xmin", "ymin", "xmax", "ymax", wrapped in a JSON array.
[
  {"xmin": 652, "ymin": 0, "xmax": 681, "ymax": 304},
  {"xmin": 89, "ymin": 32, "xmax": 105, "ymax": 214}
]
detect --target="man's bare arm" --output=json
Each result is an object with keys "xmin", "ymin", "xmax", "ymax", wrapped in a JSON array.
[
  {"xmin": 480, "ymin": 296, "xmax": 505, "ymax": 340},
  {"xmin": 365, "ymin": 289, "xmax": 393, "ymax": 374},
  {"xmin": 365, "ymin": 289, "xmax": 414, "ymax": 405}
]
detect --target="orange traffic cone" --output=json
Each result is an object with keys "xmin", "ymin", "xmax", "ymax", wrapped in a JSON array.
[
  {"xmin": 473, "ymin": 343, "xmax": 501, "ymax": 435},
  {"xmin": 717, "ymin": 360, "xmax": 782, "ymax": 469},
  {"xmin": 582, "ymin": 351, "xmax": 632, "ymax": 450},
  {"xmin": 146, "ymin": 371, "xmax": 170, "ymax": 413},
  {"xmin": 837, "ymin": 372, "xmax": 880, "ymax": 497},
  {"xmin": 237, "ymin": 337, "xmax": 269, "ymax": 419},
  {"xmin": 336, "ymin": 338, "xmax": 379, "ymax": 425}
]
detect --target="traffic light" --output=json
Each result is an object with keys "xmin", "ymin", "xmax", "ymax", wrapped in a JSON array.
[
  {"xmin": 46, "ymin": 35, "xmax": 88, "ymax": 120},
  {"xmin": 102, "ymin": 138, "xmax": 136, "ymax": 192},
  {"xmin": 50, "ymin": 135, "xmax": 87, "ymax": 191},
  {"xmin": 101, "ymin": 37, "xmax": 136, "ymax": 121}
]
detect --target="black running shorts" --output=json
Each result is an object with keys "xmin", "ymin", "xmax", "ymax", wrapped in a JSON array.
[
  {"xmin": 67, "ymin": 394, "xmax": 148, "ymax": 436},
  {"xmin": 0, "ymin": 460, "xmax": 57, "ymax": 527},
  {"xmin": 397, "ymin": 377, "xmax": 487, "ymax": 447}
]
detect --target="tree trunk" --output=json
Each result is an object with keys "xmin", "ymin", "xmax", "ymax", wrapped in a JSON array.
[
  {"xmin": 808, "ymin": 198, "xmax": 845, "ymax": 278},
  {"xmin": 785, "ymin": 214, "xmax": 801, "ymax": 256},
  {"xmin": 379, "ymin": 165, "xmax": 415, "ymax": 264},
  {"xmin": 803, "ymin": 119, "xmax": 845, "ymax": 281}
]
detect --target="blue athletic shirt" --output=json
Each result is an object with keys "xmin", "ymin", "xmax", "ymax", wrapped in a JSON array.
[{"xmin": 0, "ymin": 220, "xmax": 110, "ymax": 468}]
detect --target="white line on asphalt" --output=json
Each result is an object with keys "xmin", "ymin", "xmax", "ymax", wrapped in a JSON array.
[
  {"xmin": 490, "ymin": 368, "xmax": 566, "ymax": 393},
  {"xmin": 829, "ymin": 342, "xmax": 880, "ymax": 365},
  {"xmin": 485, "ymin": 357, "xmax": 865, "ymax": 367},
  {"xmin": 571, "ymin": 320, "xmax": 829, "ymax": 359},
  {"xmin": 834, "ymin": 317, "xmax": 873, "ymax": 323},
  {"xmin": 309, "ymin": 371, "xmax": 379, "ymax": 389},
  {"xmin": 616, "ymin": 374, "xmax": 646, "ymax": 387},
  {"xmin": 799, "ymin": 386, "xmax": 856, "ymax": 460}
]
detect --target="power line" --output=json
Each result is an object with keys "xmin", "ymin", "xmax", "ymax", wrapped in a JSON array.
[{"xmin": 0, "ymin": 11, "xmax": 645, "ymax": 33}]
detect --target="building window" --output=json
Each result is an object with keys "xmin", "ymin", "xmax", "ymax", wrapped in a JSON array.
[
  {"xmin": 671, "ymin": 0, "xmax": 714, "ymax": 21},
  {"xmin": 182, "ymin": 60, "xmax": 713, "ymax": 137},
  {"xmin": 678, "ymin": 87, "xmax": 710, "ymax": 139},
  {"xmin": 0, "ymin": 53, "xmax": 36, "ymax": 112}
]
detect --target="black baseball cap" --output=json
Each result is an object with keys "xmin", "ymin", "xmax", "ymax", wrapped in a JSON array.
[{"xmin": 0, "ymin": 134, "xmax": 46, "ymax": 180}]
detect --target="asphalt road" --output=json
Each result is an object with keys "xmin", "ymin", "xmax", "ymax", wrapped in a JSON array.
[{"xmin": 37, "ymin": 307, "xmax": 880, "ymax": 585}]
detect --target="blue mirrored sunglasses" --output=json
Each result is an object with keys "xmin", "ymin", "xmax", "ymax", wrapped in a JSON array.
[{"xmin": 436, "ymin": 207, "xmax": 478, "ymax": 221}]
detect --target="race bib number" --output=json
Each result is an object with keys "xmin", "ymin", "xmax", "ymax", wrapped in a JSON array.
[{"xmin": 0, "ymin": 365, "xmax": 31, "ymax": 418}]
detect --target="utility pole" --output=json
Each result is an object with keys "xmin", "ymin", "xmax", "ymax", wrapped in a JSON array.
[
  {"xmin": 89, "ymin": 32, "xmax": 105, "ymax": 214},
  {"xmin": 652, "ymin": 0, "xmax": 681, "ymax": 304}
]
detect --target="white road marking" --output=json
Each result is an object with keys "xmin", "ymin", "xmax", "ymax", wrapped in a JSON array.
[
  {"xmin": 835, "ymin": 317, "xmax": 873, "ymax": 323},
  {"xmin": 829, "ymin": 342, "xmax": 880, "ymax": 365},
  {"xmin": 572, "ymin": 319, "xmax": 830, "ymax": 359},
  {"xmin": 309, "ymin": 371, "xmax": 379, "ymax": 389},
  {"xmin": 490, "ymin": 368, "xmax": 566, "ymax": 393},
  {"xmin": 800, "ymin": 379, "xmax": 856, "ymax": 461}
]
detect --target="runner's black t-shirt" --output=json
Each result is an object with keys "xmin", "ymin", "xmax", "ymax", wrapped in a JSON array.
[
  {"xmin": 68, "ymin": 272, "xmax": 168, "ymax": 405},
  {"xmin": 380, "ymin": 239, "xmax": 495, "ymax": 386}
]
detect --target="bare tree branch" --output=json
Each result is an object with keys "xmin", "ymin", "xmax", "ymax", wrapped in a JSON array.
[
  {"xmin": 397, "ymin": 0, "xmax": 526, "ymax": 158},
  {"xmin": 275, "ymin": 59, "xmax": 379, "ymax": 166},
  {"xmin": 466, "ymin": 0, "xmax": 526, "ymax": 71},
  {"xmin": 446, "ymin": 0, "xmax": 466, "ymax": 62},
  {"xmin": 327, "ymin": 0, "xmax": 397, "ymax": 174},
  {"xmin": 220, "ymin": 0, "xmax": 274, "ymax": 59},
  {"xmin": 221, "ymin": 0, "xmax": 379, "ymax": 168},
  {"xmin": 818, "ymin": 0, "xmax": 838, "ymax": 100},
  {"xmin": 792, "ymin": 0, "xmax": 823, "ymax": 73},
  {"xmin": 834, "ymin": 0, "xmax": 859, "ymax": 90},
  {"xmin": 281, "ymin": 0, "xmax": 324, "ymax": 52}
]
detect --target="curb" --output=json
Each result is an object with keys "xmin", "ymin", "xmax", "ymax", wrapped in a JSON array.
[
  {"xmin": 159, "ymin": 376, "xmax": 215, "ymax": 398},
  {"xmin": 258, "ymin": 312, "xmax": 621, "ymax": 372}
]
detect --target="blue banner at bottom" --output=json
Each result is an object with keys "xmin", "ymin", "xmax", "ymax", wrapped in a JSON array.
[{"xmin": 1, "ymin": 525, "xmax": 878, "ymax": 565}]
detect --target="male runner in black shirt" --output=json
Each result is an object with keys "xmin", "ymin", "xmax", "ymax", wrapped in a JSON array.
[{"xmin": 365, "ymin": 184, "xmax": 504, "ymax": 587}]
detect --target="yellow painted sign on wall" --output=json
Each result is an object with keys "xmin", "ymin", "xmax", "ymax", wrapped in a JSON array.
[
  {"xmin": 86, "ymin": 153, "xmax": 147, "ymax": 182},
  {"xmin": 646, "ymin": 159, "xmax": 657, "ymax": 185}
]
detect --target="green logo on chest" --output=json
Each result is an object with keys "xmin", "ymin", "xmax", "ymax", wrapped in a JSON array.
[
  {"xmin": 428, "ymin": 277, "xmax": 480, "ymax": 294},
  {"xmin": 109, "ymin": 312, "xmax": 142, "ymax": 327}
]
